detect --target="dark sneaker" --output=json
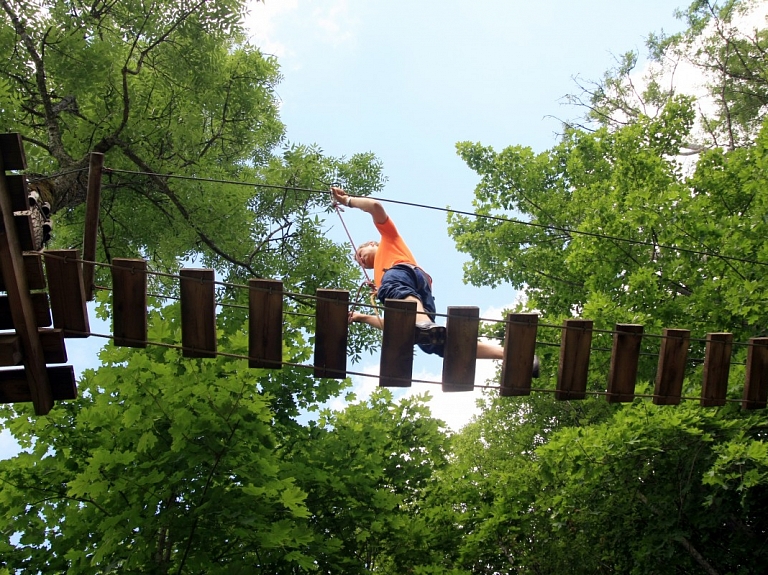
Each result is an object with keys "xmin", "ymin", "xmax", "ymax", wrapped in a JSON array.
[
  {"xmin": 414, "ymin": 321, "xmax": 446, "ymax": 348},
  {"xmin": 532, "ymin": 355, "xmax": 540, "ymax": 379}
]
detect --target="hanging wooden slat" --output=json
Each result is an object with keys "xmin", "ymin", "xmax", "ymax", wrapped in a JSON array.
[
  {"xmin": 0, "ymin": 133, "xmax": 26, "ymax": 171},
  {"xmin": 248, "ymin": 279, "xmax": 283, "ymax": 369},
  {"xmin": 7, "ymin": 175, "xmax": 29, "ymax": 212},
  {"xmin": 500, "ymin": 313, "xmax": 538, "ymax": 397},
  {"xmin": 556, "ymin": 319, "xmax": 593, "ymax": 400},
  {"xmin": 0, "ymin": 292, "xmax": 50, "ymax": 328},
  {"xmin": 701, "ymin": 332, "xmax": 733, "ymax": 407},
  {"xmin": 314, "ymin": 289, "xmax": 348, "ymax": 378},
  {"xmin": 0, "ymin": 253, "xmax": 44, "ymax": 291},
  {"xmin": 112, "ymin": 258, "xmax": 147, "ymax": 348},
  {"xmin": 0, "ymin": 146, "xmax": 52, "ymax": 414},
  {"xmin": 82, "ymin": 152, "xmax": 104, "ymax": 301},
  {"xmin": 0, "ymin": 330, "xmax": 67, "ymax": 366},
  {"xmin": 44, "ymin": 249, "xmax": 90, "ymax": 338},
  {"xmin": 606, "ymin": 324, "xmax": 644, "ymax": 403},
  {"xmin": 0, "ymin": 366, "xmax": 76, "ymax": 403},
  {"xmin": 653, "ymin": 328, "xmax": 690, "ymax": 405},
  {"xmin": 442, "ymin": 306, "xmax": 479, "ymax": 392},
  {"xmin": 0, "ymin": 335, "xmax": 21, "ymax": 366},
  {"xmin": 380, "ymin": 299, "xmax": 416, "ymax": 387},
  {"xmin": 14, "ymin": 213, "xmax": 34, "ymax": 251},
  {"xmin": 742, "ymin": 337, "xmax": 768, "ymax": 410},
  {"xmin": 180, "ymin": 268, "xmax": 216, "ymax": 358}
]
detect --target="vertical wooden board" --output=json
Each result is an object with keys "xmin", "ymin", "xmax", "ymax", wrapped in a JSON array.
[
  {"xmin": 112, "ymin": 259, "xmax": 147, "ymax": 348},
  {"xmin": 500, "ymin": 313, "xmax": 538, "ymax": 397},
  {"xmin": 39, "ymin": 329, "xmax": 67, "ymax": 363},
  {"xmin": 654, "ymin": 329, "xmax": 690, "ymax": 405},
  {"xmin": 701, "ymin": 332, "xmax": 733, "ymax": 407},
  {"xmin": 0, "ymin": 253, "xmax": 45, "ymax": 290},
  {"xmin": 44, "ymin": 249, "xmax": 90, "ymax": 337},
  {"xmin": 0, "ymin": 366, "xmax": 76, "ymax": 403},
  {"xmin": 180, "ymin": 268, "xmax": 216, "ymax": 358},
  {"xmin": 556, "ymin": 319, "xmax": 593, "ymax": 400},
  {"xmin": 82, "ymin": 152, "xmax": 104, "ymax": 301},
  {"xmin": 314, "ymin": 289, "xmax": 349, "ymax": 378},
  {"xmin": 442, "ymin": 306, "xmax": 479, "ymax": 392},
  {"xmin": 14, "ymin": 213, "xmax": 33, "ymax": 251},
  {"xmin": 607, "ymin": 324, "xmax": 644, "ymax": 403},
  {"xmin": 0, "ymin": 133, "xmax": 27, "ymax": 170},
  {"xmin": 743, "ymin": 337, "xmax": 768, "ymax": 410},
  {"xmin": 7, "ymin": 175, "xmax": 29, "ymax": 212},
  {"xmin": 249, "ymin": 279, "xmax": 283, "ymax": 369},
  {"xmin": 380, "ymin": 299, "xmax": 416, "ymax": 387},
  {"xmin": 0, "ymin": 292, "xmax": 51, "ymax": 328}
]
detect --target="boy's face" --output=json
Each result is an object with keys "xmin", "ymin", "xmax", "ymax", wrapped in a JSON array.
[{"xmin": 355, "ymin": 243, "xmax": 378, "ymax": 269}]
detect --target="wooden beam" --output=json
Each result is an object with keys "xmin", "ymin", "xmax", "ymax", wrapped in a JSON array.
[
  {"xmin": 248, "ymin": 279, "xmax": 283, "ymax": 369},
  {"xmin": 0, "ymin": 366, "xmax": 76, "ymax": 403},
  {"xmin": 380, "ymin": 299, "xmax": 416, "ymax": 387},
  {"xmin": 6, "ymin": 175, "xmax": 29, "ymax": 212},
  {"xmin": 0, "ymin": 253, "xmax": 45, "ymax": 290},
  {"xmin": 742, "ymin": 337, "xmax": 768, "ymax": 410},
  {"xmin": 442, "ymin": 306, "xmax": 479, "ymax": 392},
  {"xmin": 82, "ymin": 152, "xmax": 104, "ymax": 301},
  {"xmin": 44, "ymin": 249, "xmax": 90, "ymax": 337},
  {"xmin": 0, "ymin": 335, "xmax": 22, "ymax": 366},
  {"xmin": 0, "ymin": 133, "xmax": 26, "ymax": 170},
  {"xmin": 112, "ymin": 258, "xmax": 147, "ymax": 348},
  {"xmin": 606, "ymin": 324, "xmax": 644, "ymax": 403},
  {"xmin": 180, "ymin": 268, "xmax": 217, "ymax": 358},
  {"xmin": 0, "ymin": 292, "xmax": 51, "ymax": 328},
  {"xmin": 314, "ymin": 289, "xmax": 348, "ymax": 378},
  {"xmin": 556, "ymin": 319, "xmax": 592, "ymax": 400},
  {"xmin": 0, "ymin": 139, "xmax": 51, "ymax": 414},
  {"xmin": 500, "ymin": 313, "xmax": 538, "ymax": 397},
  {"xmin": 0, "ymin": 330, "xmax": 67, "ymax": 366},
  {"xmin": 653, "ymin": 328, "xmax": 690, "ymax": 405},
  {"xmin": 701, "ymin": 332, "xmax": 733, "ymax": 407}
]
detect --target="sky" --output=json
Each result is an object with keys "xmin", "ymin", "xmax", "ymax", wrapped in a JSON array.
[
  {"xmin": 0, "ymin": 1, "xmax": 694, "ymax": 459},
  {"xmin": 242, "ymin": 0, "xmax": 689, "ymax": 430}
]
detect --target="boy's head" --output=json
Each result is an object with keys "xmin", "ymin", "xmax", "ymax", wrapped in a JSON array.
[{"xmin": 355, "ymin": 241, "xmax": 379, "ymax": 269}]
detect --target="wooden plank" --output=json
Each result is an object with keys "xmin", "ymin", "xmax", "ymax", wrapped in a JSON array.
[
  {"xmin": 0, "ymin": 292, "xmax": 51, "ymax": 328},
  {"xmin": 500, "ymin": 313, "xmax": 538, "ymax": 397},
  {"xmin": 442, "ymin": 306, "xmax": 479, "ymax": 392},
  {"xmin": 0, "ymin": 330, "xmax": 66, "ymax": 366},
  {"xmin": 701, "ymin": 332, "xmax": 733, "ymax": 407},
  {"xmin": 314, "ymin": 289, "xmax": 348, "ymax": 378},
  {"xmin": 0, "ymin": 253, "xmax": 46, "ymax": 290},
  {"xmin": 606, "ymin": 324, "xmax": 644, "ymax": 403},
  {"xmin": 380, "ymin": 299, "xmax": 416, "ymax": 387},
  {"xmin": 743, "ymin": 337, "xmax": 768, "ymax": 410},
  {"xmin": 0, "ymin": 366, "xmax": 76, "ymax": 403},
  {"xmin": 556, "ymin": 319, "xmax": 593, "ymax": 400},
  {"xmin": 44, "ymin": 249, "xmax": 90, "ymax": 338},
  {"xmin": 0, "ymin": 147, "xmax": 52, "ymax": 414},
  {"xmin": 82, "ymin": 152, "xmax": 104, "ymax": 301},
  {"xmin": 7, "ymin": 175, "xmax": 29, "ymax": 212},
  {"xmin": 180, "ymin": 268, "xmax": 217, "ymax": 358},
  {"xmin": 0, "ymin": 133, "xmax": 27, "ymax": 171},
  {"xmin": 112, "ymin": 258, "xmax": 147, "ymax": 348},
  {"xmin": 654, "ymin": 328, "xmax": 690, "ymax": 405},
  {"xmin": 14, "ymin": 213, "xmax": 34, "ymax": 251},
  {"xmin": 248, "ymin": 279, "xmax": 283, "ymax": 369}
]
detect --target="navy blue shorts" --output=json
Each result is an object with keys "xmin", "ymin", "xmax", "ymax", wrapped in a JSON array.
[{"xmin": 377, "ymin": 264, "xmax": 442, "ymax": 357}]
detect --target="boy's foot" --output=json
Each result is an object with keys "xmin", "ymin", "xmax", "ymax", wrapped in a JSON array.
[{"xmin": 414, "ymin": 321, "xmax": 446, "ymax": 348}]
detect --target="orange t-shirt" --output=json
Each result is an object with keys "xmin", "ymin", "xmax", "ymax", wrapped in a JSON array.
[{"xmin": 373, "ymin": 217, "xmax": 417, "ymax": 287}]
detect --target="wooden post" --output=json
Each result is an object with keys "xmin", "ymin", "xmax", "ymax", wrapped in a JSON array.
[
  {"xmin": 112, "ymin": 258, "xmax": 147, "ymax": 348},
  {"xmin": 249, "ymin": 279, "xmax": 283, "ymax": 369},
  {"xmin": 442, "ymin": 306, "xmax": 479, "ymax": 392},
  {"xmin": 743, "ymin": 337, "xmax": 768, "ymax": 410},
  {"xmin": 180, "ymin": 268, "xmax": 217, "ymax": 358},
  {"xmin": 0, "ymin": 134, "xmax": 52, "ymax": 414},
  {"xmin": 44, "ymin": 249, "xmax": 90, "ymax": 337},
  {"xmin": 606, "ymin": 324, "xmax": 644, "ymax": 403},
  {"xmin": 380, "ymin": 299, "xmax": 416, "ymax": 387},
  {"xmin": 314, "ymin": 289, "xmax": 348, "ymax": 378},
  {"xmin": 701, "ymin": 332, "xmax": 733, "ymax": 407},
  {"xmin": 556, "ymin": 319, "xmax": 592, "ymax": 400},
  {"xmin": 82, "ymin": 152, "xmax": 104, "ymax": 301},
  {"xmin": 500, "ymin": 313, "xmax": 538, "ymax": 397},
  {"xmin": 654, "ymin": 328, "xmax": 690, "ymax": 405}
]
